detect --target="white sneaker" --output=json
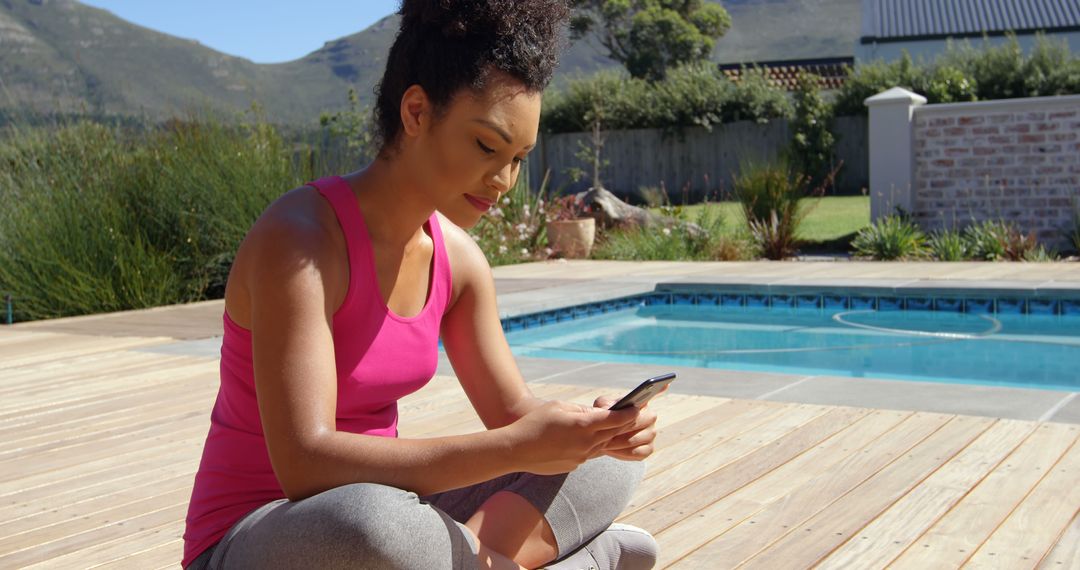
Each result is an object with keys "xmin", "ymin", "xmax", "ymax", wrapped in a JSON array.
[{"xmin": 541, "ymin": 523, "xmax": 658, "ymax": 570}]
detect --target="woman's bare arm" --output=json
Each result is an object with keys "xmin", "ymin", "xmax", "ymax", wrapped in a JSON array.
[
  {"xmin": 246, "ymin": 214, "xmax": 634, "ymax": 501},
  {"xmin": 439, "ymin": 224, "xmax": 549, "ymax": 429}
]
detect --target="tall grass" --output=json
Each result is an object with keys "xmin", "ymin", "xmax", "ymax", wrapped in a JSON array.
[
  {"xmin": 0, "ymin": 114, "xmax": 302, "ymax": 322},
  {"xmin": 732, "ymin": 155, "xmax": 824, "ymax": 260}
]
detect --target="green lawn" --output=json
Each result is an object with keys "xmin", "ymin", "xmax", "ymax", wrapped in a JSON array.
[{"xmin": 649, "ymin": 196, "xmax": 870, "ymax": 246}]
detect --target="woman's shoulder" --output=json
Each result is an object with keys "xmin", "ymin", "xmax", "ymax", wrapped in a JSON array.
[
  {"xmin": 433, "ymin": 212, "xmax": 493, "ymax": 312},
  {"xmin": 224, "ymin": 185, "xmax": 349, "ymax": 329}
]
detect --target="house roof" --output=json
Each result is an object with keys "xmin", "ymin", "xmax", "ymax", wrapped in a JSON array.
[
  {"xmin": 717, "ymin": 57, "xmax": 854, "ymax": 92},
  {"xmin": 861, "ymin": 0, "xmax": 1080, "ymax": 43}
]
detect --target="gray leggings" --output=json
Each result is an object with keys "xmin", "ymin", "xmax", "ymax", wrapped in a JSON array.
[{"xmin": 185, "ymin": 456, "xmax": 645, "ymax": 569}]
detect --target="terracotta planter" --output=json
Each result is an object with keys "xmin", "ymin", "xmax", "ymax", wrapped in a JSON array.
[{"xmin": 547, "ymin": 218, "xmax": 596, "ymax": 259}]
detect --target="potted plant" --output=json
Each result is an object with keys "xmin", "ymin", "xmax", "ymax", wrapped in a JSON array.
[{"xmin": 545, "ymin": 194, "xmax": 596, "ymax": 258}]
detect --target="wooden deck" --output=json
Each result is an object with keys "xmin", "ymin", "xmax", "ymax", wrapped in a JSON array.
[{"xmin": 1, "ymin": 326, "xmax": 1078, "ymax": 569}]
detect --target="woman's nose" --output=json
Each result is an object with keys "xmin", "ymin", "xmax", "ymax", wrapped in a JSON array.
[{"xmin": 489, "ymin": 163, "xmax": 514, "ymax": 193}]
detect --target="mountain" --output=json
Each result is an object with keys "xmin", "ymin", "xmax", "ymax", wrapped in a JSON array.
[{"xmin": 0, "ymin": 0, "xmax": 860, "ymax": 125}]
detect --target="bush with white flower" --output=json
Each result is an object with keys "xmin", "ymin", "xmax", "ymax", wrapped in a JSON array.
[{"xmin": 467, "ymin": 168, "xmax": 554, "ymax": 266}]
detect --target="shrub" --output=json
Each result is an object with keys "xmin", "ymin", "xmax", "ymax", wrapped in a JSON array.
[
  {"xmin": 651, "ymin": 62, "xmax": 733, "ymax": 130},
  {"xmin": 834, "ymin": 51, "xmax": 978, "ymax": 116},
  {"xmin": 0, "ymin": 114, "xmax": 294, "ymax": 321},
  {"xmin": 789, "ymin": 71, "xmax": 836, "ymax": 191},
  {"xmin": 727, "ymin": 66, "xmax": 794, "ymax": 124},
  {"xmin": 957, "ymin": 219, "xmax": 1059, "ymax": 262},
  {"xmin": 467, "ymin": 167, "xmax": 553, "ymax": 266},
  {"xmin": 541, "ymin": 69, "xmax": 655, "ymax": 133},
  {"xmin": 963, "ymin": 219, "xmax": 1009, "ymax": 261},
  {"xmin": 540, "ymin": 62, "xmax": 792, "ymax": 134},
  {"xmin": 927, "ymin": 229, "xmax": 968, "ymax": 261},
  {"xmin": 851, "ymin": 215, "xmax": 928, "ymax": 260},
  {"xmin": 732, "ymin": 156, "xmax": 820, "ymax": 260},
  {"xmin": 940, "ymin": 32, "xmax": 1080, "ymax": 100},
  {"xmin": 833, "ymin": 32, "xmax": 1078, "ymax": 116}
]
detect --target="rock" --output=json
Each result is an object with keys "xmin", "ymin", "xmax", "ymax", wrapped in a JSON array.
[{"xmin": 575, "ymin": 186, "xmax": 707, "ymax": 239}]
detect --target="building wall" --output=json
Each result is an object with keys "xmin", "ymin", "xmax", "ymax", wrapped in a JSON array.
[
  {"xmin": 855, "ymin": 31, "xmax": 1080, "ymax": 64},
  {"xmin": 910, "ymin": 95, "xmax": 1080, "ymax": 246}
]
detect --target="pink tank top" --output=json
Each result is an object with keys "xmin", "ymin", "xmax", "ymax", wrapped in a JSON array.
[{"xmin": 182, "ymin": 175, "xmax": 453, "ymax": 568}]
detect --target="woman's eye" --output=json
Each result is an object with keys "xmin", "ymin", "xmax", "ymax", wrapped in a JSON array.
[
  {"xmin": 513, "ymin": 156, "xmax": 527, "ymax": 165},
  {"xmin": 476, "ymin": 139, "xmax": 495, "ymax": 154}
]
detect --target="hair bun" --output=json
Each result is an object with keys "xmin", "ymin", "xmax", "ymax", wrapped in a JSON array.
[{"xmin": 400, "ymin": 0, "xmax": 508, "ymax": 40}]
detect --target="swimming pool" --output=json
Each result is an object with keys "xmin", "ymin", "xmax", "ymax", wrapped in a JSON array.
[{"xmin": 501, "ymin": 289, "xmax": 1080, "ymax": 392}]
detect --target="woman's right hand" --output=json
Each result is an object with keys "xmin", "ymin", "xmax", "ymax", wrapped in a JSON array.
[{"xmin": 506, "ymin": 400, "xmax": 640, "ymax": 475}]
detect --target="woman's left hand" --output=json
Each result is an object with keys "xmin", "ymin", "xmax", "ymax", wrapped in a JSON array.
[{"xmin": 589, "ymin": 390, "xmax": 664, "ymax": 461}]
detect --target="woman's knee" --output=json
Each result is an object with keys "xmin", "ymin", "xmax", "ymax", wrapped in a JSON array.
[
  {"xmin": 303, "ymin": 483, "xmax": 428, "ymax": 553},
  {"xmin": 217, "ymin": 482, "xmax": 468, "ymax": 569},
  {"xmin": 555, "ymin": 456, "xmax": 645, "ymax": 528},
  {"xmin": 580, "ymin": 456, "xmax": 645, "ymax": 505}
]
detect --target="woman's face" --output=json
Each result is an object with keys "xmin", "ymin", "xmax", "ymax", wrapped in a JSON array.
[{"xmin": 400, "ymin": 71, "xmax": 542, "ymax": 230}]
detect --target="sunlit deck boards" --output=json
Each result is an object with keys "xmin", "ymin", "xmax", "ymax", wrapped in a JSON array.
[{"xmin": 1, "ymin": 325, "xmax": 1078, "ymax": 569}]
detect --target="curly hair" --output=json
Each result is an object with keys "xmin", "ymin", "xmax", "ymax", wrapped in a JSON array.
[{"xmin": 373, "ymin": 0, "xmax": 570, "ymax": 156}]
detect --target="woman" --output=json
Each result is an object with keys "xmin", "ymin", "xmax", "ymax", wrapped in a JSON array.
[{"xmin": 181, "ymin": 1, "xmax": 660, "ymax": 568}]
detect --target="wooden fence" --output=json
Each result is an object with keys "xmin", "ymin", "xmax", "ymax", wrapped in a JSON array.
[{"xmin": 527, "ymin": 116, "xmax": 868, "ymax": 203}]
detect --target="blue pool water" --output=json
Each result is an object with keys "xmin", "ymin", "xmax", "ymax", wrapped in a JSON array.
[{"xmin": 504, "ymin": 299, "xmax": 1080, "ymax": 391}]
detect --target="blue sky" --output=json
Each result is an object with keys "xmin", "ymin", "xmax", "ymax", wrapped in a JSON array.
[{"xmin": 80, "ymin": 1, "xmax": 401, "ymax": 64}]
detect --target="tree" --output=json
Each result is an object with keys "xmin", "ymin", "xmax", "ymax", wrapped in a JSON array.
[
  {"xmin": 319, "ymin": 87, "xmax": 377, "ymax": 162},
  {"xmin": 570, "ymin": 0, "xmax": 731, "ymax": 81},
  {"xmin": 789, "ymin": 71, "xmax": 836, "ymax": 192}
]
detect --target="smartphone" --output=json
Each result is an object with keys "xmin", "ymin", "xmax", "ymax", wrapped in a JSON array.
[{"xmin": 609, "ymin": 372, "xmax": 677, "ymax": 410}]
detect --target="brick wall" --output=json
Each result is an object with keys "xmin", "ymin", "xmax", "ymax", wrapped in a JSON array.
[{"xmin": 911, "ymin": 96, "xmax": 1080, "ymax": 247}]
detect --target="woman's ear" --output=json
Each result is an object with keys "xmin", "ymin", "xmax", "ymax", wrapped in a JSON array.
[{"xmin": 399, "ymin": 84, "xmax": 431, "ymax": 139}]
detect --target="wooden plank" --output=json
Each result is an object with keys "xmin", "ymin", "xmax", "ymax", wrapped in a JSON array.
[
  {"xmin": 731, "ymin": 415, "xmax": 995, "ymax": 569},
  {"xmin": 1037, "ymin": 510, "xmax": 1080, "ymax": 569},
  {"xmin": 0, "ymin": 355, "xmax": 213, "ymax": 407},
  {"xmin": 620, "ymin": 406, "xmax": 869, "ymax": 534},
  {"xmin": 638, "ymin": 400, "xmax": 789, "ymax": 477},
  {"xmin": 0, "ymin": 361, "xmax": 216, "ymax": 418},
  {"xmin": 0, "ymin": 407, "xmax": 208, "ymax": 474},
  {"xmin": 0, "ymin": 470, "xmax": 192, "ymax": 539},
  {"xmin": 631, "ymin": 394, "xmax": 727, "ymax": 432},
  {"xmin": 665, "ymin": 411, "xmax": 954, "ymax": 568},
  {"xmin": 624, "ymin": 404, "xmax": 828, "ymax": 515},
  {"xmin": 0, "ymin": 350, "xmax": 198, "ymax": 395},
  {"xmin": 964, "ymin": 432, "xmax": 1080, "ymax": 567},
  {"xmin": 0, "ymin": 382, "xmax": 214, "ymax": 447},
  {"xmin": 90, "ymin": 538, "xmax": 184, "ymax": 570},
  {"xmin": 0, "ymin": 371, "xmax": 214, "ymax": 433},
  {"xmin": 396, "ymin": 377, "xmax": 470, "ymax": 409},
  {"xmin": 399, "ymin": 384, "xmax": 533, "ymax": 436},
  {"xmin": 815, "ymin": 418, "xmax": 1038, "ymax": 568},
  {"xmin": 0, "ymin": 452, "xmax": 197, "ymax": 523},
  {"xmin": 62, "ymin": 535, "xmax": 182, "ymax": 570},
  {"xmin": 0, "ymin": 335, "xmax": 174, "ymax": 369},
  {"xmin": 0, "ymin": 389, "xmax": 213, "ymax": 457},
  {"xmin": 406, "ymin": 384, "xmax": 596, "ymax": 437},
  {"xmin": 889, "ymin": 422, "xmax": 1080, "ymax": 569},
  {"xmin": 0, "ymin": 420, "xmax": 208, "ymax": 486},
  {"xmin": 647, "ymin": 399, "xmax": 745, "ymax": 451},
  {"xmin": 0, "ymin": 371, "xmax": 211, "ymax": 429},
  {"xmin": 0, "ymin": 488, "xmax": 188, "ymax": 555},
  {"xmin": 0, "ymin": 433, "xmax": 203, "ymax": 498},
  {"xmin": 651, "ymin": 409, "xmax": 912, "ymax": 567},
  {"xmin": 0, "ymin": 498, "xmax": 187, "ymax": 567}
]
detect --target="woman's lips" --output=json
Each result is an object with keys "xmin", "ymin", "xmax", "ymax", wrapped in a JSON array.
[{"xmin": 464, "ymin": 194, "xmax": 493, "ymax": 212}]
